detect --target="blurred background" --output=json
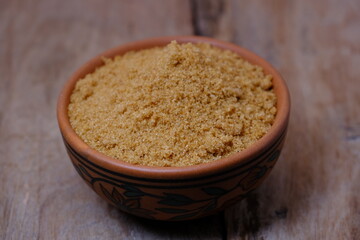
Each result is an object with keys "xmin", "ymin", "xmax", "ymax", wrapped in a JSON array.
[{"xmin": 1, "ymin": 0, "xmax": 359, "ymax": 239}]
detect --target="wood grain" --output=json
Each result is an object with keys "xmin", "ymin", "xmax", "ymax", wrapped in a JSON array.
[
  {"xmin": 220, "ymin": 0, "xmax": 360, "ymax": 239},
  {"xmin": 1, "ymin": 0, "xmax": 359, "ymax": 239},
  {"xmin": 0, "ymin": 1, "xmax": 224, "ymax": 239}
]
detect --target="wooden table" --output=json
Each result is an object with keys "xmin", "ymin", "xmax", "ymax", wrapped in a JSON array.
[{"xmin": 1, "ymin": 0, "xmax": 359, "ymax": 239}]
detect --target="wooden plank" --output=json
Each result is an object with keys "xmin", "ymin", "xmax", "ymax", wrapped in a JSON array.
[
  {"xmin": 0, "ymin": 0, "xmax": 225, "ymax": 239},
  {"xmin": 1, "ymin": 0, "xmax": 360, "ymax": 239},
  {"xmin": 190, "ymin": 0, "xmax": 233, "ymax": 41},
  {"xmin": 207, "ymin": 0, "xmax": 360, "ymax": 239}
]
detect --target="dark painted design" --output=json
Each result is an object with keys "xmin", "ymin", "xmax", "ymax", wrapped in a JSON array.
[
  {"xmin": 99, "ymin": 184, "xmax": 156, "ymax": 219},
  {"xmin": 70, "ymin": 145, "xmax": 281, "ymax": 220}
]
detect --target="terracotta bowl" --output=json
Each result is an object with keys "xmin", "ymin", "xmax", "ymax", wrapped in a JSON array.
[{"xmin": 57, "ymin": 36, "xmax": 290, "ymax": 221}]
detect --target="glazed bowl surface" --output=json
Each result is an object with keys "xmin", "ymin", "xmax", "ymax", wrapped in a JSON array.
[{"xmin": 57, "ymin": 36, "xmax": 290, "ymax": 221}]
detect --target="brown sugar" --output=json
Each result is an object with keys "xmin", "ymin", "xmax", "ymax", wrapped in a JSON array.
[{"xmin": 68, "ymin": 41, "xmax": 277, "ymax": 167}]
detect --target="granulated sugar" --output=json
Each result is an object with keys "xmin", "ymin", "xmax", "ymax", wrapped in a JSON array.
[{"xmin": 68, "ymin": 41, "xmax": 277, "ymax": 167}]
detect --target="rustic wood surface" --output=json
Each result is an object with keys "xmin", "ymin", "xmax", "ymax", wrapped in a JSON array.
[{"xmin": 1, "ymin": 0, "xmax": 359, "ymax": 239}]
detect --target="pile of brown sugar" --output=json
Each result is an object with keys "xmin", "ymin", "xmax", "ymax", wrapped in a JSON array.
[{"xmin": 68, "ymin": 41, "xmax": 277, "ymax": 167}]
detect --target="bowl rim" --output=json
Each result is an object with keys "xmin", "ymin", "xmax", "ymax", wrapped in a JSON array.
[{"xmin": 57, "ymin": 35, "xmax": 290, "ymax": 180}]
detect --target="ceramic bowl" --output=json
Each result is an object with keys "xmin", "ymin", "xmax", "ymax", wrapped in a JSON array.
[{"xmin": 57, "ymin": 36, "xmax": 290, "ymax": 221}]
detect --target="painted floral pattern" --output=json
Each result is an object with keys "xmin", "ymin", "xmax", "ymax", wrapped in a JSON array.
[{"xmin": 70, "ymin": 145, "xmax": 281, "ymax": 220}]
